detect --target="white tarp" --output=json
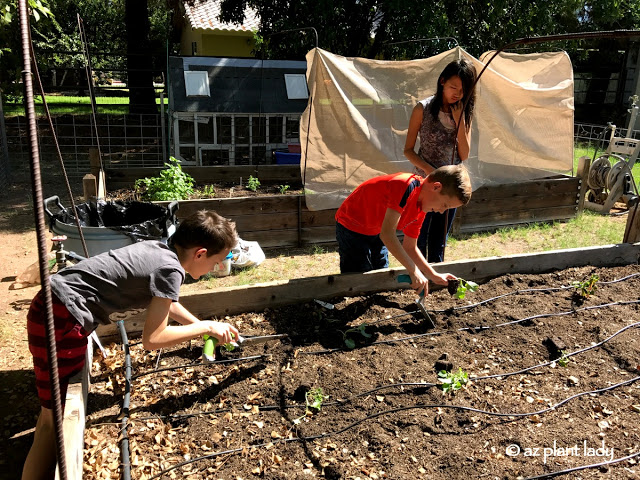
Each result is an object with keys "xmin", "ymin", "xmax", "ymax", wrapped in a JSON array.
[{"xmin": 300, "ymin": 47, "xmax": 574, "ymax": 211}]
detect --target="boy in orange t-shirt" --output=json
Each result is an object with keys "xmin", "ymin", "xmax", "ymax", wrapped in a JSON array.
[{"xmin": 335, "ymin": 164, "xmax": 472, "ymax": 295}]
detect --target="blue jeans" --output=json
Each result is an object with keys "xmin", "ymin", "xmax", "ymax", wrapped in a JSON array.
[
  {"xmin": 336, "ymin": 222, "xmax": 389, "ymax": 273},
  {"xmin": 417, "ymin": 208, "xmax": 456, "ymax": 263}
]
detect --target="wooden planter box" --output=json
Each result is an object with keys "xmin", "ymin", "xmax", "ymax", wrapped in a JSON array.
[{"xmin": 157, "ymin": 175, "xmax": 582, "ymax": 248}]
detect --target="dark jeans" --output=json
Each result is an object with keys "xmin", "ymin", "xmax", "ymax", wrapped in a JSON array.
[
  {"xmin": 417, "ymin": 208, "xmax": 456, "ymax": 263},
  {"xmin": 336, "ymin": 222, "xmax": 389, "ymax": 273}
]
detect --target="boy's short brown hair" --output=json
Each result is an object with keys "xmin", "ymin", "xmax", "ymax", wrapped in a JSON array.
[
  {"xmin": 427, "ymin": 165, "xmax": 472, "ymax": 205},
  {"xmin": 170, "ymin": 210, "xmax": 238, "ymax": 256}
]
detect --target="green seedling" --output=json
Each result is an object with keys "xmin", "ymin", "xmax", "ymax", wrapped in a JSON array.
[
  {"xmin": 557, "ymin": 350, "xmax": 570, "ymax": 367},
  {"xmin": 571, "ymin": 274, "xmax": 599, "ymax": 298},
  {"xmin": 341, "ymin": 323, "xmax": 372, "ymax": 349},
  {"xmin": 247, "ymin": 175, "xmax": 261, "ymax": 192},
  {"xmin": 438, "ymin": 368, "xmax": 469, "ymax": 394},
  {"xmin": 293, "ymin": 387, "xmax": 327, "ymax": 424},
  {"xmin": 447, "ymin": 278, "xmax": 479, "ymax": 299},
  {"xmin": 278, "ymin": 184, "xmax": 290, "ymax": 194}
]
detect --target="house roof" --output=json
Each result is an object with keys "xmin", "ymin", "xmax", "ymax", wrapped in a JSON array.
[{"xmin": 183, "ymin": 0, "xmax": 260, "ymax": 33}]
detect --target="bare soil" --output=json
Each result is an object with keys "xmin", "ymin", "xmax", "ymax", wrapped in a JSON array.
[
  {"xmin": 83, "ymin": 264, "xmax": 640, "ymax": 480},
  {"xmin": 0, "ymin": 167, "xmax": 638, "ymax": 479}
]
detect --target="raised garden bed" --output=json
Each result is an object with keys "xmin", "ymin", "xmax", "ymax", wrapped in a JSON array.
[{"xmin": 84, "ymin": 262, "xmax": 640, "ymax": 479}]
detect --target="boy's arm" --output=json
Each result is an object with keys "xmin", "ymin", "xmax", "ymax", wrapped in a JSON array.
[
  {"xmin": 142, "ymin": 297, "xmax": 239, "ymax": 350},
  {"xmin": 379, "ymin": 208, "xmax": 428, "ymax": 293},
  {"xmin": 402, "ymin": 235, "xmax": 457, "ymax": 286}
]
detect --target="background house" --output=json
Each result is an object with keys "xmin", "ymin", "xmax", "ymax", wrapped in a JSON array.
[{"xmin": 180, "ymin": 0, "xmax": 259, "ymax": 58}]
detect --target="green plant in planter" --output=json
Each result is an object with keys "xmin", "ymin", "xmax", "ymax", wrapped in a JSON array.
[
  {"xmin": 571, "ymin": 274, "xmax": 599, "ymax": 298},
  {"xmin": 438, "ymin": 368, "xmax": 469, "ymax": 394},
  {"xmin": 278, "ymin": 184, "xmax": 290, "ymax": 194},
  {"xmin": 447, "ymin": 278, "xmax": 479, "ymax": 299},
  {"xmin": 247, "ymin": 175, "xmax": 261, "ymax": 192},
  {"xmin": 557, "ymin": 350, "xmax": 570, "ymax": 367},
  {"xmin": 341, "ymin": 323, "xmax": 372, "ymax": 349},
  {"xmin": 293, "ymin": 387, "xmax": 327, "ymax": 424},
  {"xmin": 135, "ymin": 157, "xmax": 194, "ymax": 201}
]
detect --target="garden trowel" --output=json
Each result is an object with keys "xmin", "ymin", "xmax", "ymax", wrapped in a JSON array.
[
  {"xmin": 397, "ymin": 274, "xmax": 436, "ymax": 328},
  {"xmin": 202, "ymin": 333, "xmax": 288, "ymax": 363}
]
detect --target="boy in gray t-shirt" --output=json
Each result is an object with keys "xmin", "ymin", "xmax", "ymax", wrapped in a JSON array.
[{"xmin": 23, "ymin": 210, "xmax": 239, "ymax": 479}]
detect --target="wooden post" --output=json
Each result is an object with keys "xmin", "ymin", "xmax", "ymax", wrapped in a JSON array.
[
  {"xmin": 576, "ymin": 155, "xmax": 591, "ymax": 213},
  {"xmin": 82, "ymin": 174, "xmax": 97, "ymax": 200},
  {"xmin": 88, "ymin": 148, "xmax": 106, "ymax": 199},
  {"xmin": 624, "ymin": 204, "xmax": 640, "ymax": 243}
]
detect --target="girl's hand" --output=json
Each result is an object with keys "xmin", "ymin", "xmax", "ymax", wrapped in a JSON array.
[
  {"xmin": 203, "ymin": 321, "xmax": 240, "ymax": 344},
  {"xmin": 450, "ymin": 101, "xmax": 463, "ymax": 126}
]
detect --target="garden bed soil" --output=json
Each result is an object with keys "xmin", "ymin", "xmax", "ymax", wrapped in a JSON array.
[{"xmin": 85, "ymin": 264, "xmax": 640, "ymax": 480}]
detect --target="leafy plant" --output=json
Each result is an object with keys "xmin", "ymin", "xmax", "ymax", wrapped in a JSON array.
[
  {"xmin": 438, "ymin": 368, "xmax": 469, "ymax": 394},
  {"xmin": 278, "ymin": 184, "xmax": 290, "ymax": 194},
  {"xmin": 134, "ymin": 157, "xmax": 194, "ymax": 201},
  {"xmin": 341, "ymin": 323, "xmax": 372, "ymax": 349},
  {"xmin": 447, "ymin": 278, "xmax": 479, "ymax": 299},
  {"xmin": 247, "ymin": 175, "xmax": 261, "ymax": 192},
  {"xmin": 199, "ymin": 184, "xmax": 216, "ymax": 198},
  {"xmin": 293, "ymin": 387, "xmax": 327, "ymax": 424},
  {"xmin": 571, "ymin": 274, "xmax": 599, "ymax": 298},
  {"xmin": 557, "ymin": 350, "xmax": 570, "ymax": 367}
]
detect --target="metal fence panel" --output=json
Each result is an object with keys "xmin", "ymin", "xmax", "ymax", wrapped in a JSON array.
[{"xmin": 0, "ymin": 94, "xmax": 10, "ymax": 191}]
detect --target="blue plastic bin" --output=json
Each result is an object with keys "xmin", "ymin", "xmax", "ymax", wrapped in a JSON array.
[{"xmin": 274, "ymin": 151, "xmax": 301, "ymax": 165}]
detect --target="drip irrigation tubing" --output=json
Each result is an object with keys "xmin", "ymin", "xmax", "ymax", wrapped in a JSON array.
[
  {"xmin": 117, "ymin": 321, "xmax": 132, "ymax": 480},
  {"xmin": 147, "ymin": 375, "xmax": 640, "ymax": 479},
  {"xmin": 131, "ymin": 354, "xmax": 269, "ymax": 380},
  {"xmin": 299, "ymin": 298, "xmax": 640, "ymax": 355},
  {"xmin": 129, "ymin": 320, "xmax": 640, "ymax": 424},
  {"xmin": 522, "ymin": 449, "xmax": 640, "ymax": 479}
]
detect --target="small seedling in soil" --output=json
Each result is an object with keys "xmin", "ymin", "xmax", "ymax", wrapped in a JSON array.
[
  {"xmin": 278, "ymin": 184, "xmax": 290, "ymax": 194},
  {"xmin": 293, "ymin": 387, "xmax": 327, "ymax": 424},
  {"xmin": 247, "ymin": 175, "xmax": 261, "ymax": 192},
  {"xmin": 438, "ymin": 367, "xmax": 469, "ymax": 394},
  {"xmin": 557, "ymin": 350, "xmax": 570, "ymax": 367},
  {"xmin": 341, "ymin": 323, "xmax": 372, "ymax": 349},
  {"xmin": 447, "ymin": 278, "xmax": 479, "ymax": 299},
  {"xmin": 571, "ymin": 274, "xmax": 599, "ymax": 298}
]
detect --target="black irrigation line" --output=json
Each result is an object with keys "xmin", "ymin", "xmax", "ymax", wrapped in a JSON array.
[
  {"xmin": 428, "ymin": 271, "xmax": 640, "ymax": 315},
  {"xmin": 128, "ymin": 319, "xmax": 640, "ymax": 425},
  {"xmin": 522, "ymin": 450, "xmax": 640, "ymax": 480},
  {"xmin": 147, "ymin": 375, "xmax": 640, "ymax": 479},
  {"xmin": 130, "ymin": 354, "xmax": 269, "ymax": 380}
]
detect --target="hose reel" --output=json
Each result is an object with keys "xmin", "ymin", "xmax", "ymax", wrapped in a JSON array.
[{"xmin": 586, "ymin": 154, "xmax": 639, "ymax": 213}]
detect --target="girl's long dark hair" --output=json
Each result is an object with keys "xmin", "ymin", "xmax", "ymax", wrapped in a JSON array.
[{"xmin": 429, "ymin": 59, "xmax": 477, "ymax": 130}]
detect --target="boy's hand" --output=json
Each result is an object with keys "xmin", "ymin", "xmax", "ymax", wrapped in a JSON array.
[
  {"xmin": 203, "ymin": 321, "xmax": 240, "ymax": 344},
  {"xmin": 410, "ymin": 270, "xmax": 429, "ymax": 295},
  {"xmin": 431, "ymin": 272, "xmax": 456, "ymax": 286}
]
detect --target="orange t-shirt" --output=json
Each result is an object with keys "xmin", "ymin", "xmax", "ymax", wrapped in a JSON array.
[{"xmin": 335, "ymin": 173, "xmax": 425, "ymax": 238}]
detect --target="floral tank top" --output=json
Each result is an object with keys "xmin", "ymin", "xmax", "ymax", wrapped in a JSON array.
[{"xmin": 413, "ymin": 96, "xmax": 460, "ymax": 177}]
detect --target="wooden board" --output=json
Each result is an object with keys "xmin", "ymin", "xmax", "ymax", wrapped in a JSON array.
[{"xmin": 96, "ymin": 242, "xmax": 640, "ymax": 341}]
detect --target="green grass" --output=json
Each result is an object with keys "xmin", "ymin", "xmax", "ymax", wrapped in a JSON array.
[{"xmin": 2, "ymin": 94, "xmax": 168, "ymax": 116}]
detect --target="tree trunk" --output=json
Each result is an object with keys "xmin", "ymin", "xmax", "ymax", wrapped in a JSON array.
[{"xmin": 125, "ymin": 0, "xmax": 157, "ymax": 114}]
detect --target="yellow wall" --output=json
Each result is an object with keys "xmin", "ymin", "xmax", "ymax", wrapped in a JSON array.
[{"xmin": 181, "ymin": 28, "xmax": 255, "ymax": 57}]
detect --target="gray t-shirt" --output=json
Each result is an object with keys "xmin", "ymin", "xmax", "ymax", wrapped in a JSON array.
[
  {"xmin": 51, "ymin": 241, "xmax": 185, "ymax": 333},
  {"xmin": 414, "ymin": 96, "xmax": 460, "ymax": 177}
]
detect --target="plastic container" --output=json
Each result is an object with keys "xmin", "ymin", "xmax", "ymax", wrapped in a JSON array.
[
  {"xmin": 210, "ymin": 251, "xmax": 233, "ymax": 277},
  {"xmin": 288, "ymin": 143, "xmax": 301, "ymax": 153},
  {"xmin": 274, "ymin": 151, "xmax": 301, "ymax": 165},
  {"xmin": 44, "ymin": 196, "xmax": 178, "ymax": 257}
]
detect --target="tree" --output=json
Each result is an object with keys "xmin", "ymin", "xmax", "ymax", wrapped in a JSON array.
[{"xmin": 125, "ymin": 0, "xmax": 157, "ymax": 114}]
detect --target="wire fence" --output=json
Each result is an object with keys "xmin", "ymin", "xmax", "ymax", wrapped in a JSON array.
[
  {"xmin": 3, "ymin": 112, "xmax": 167, "ymax": 178},
  {"xmin": 0, "ymin": 93, "xmax": 10, "ymax": 192},
  {"xmin": 1, "ymin": 110, "xmax": 637, "ymax": 185}
]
